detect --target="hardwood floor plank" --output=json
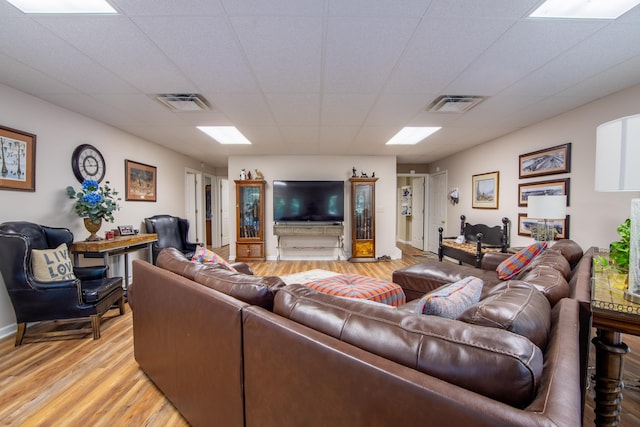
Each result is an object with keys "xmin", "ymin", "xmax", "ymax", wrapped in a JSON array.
[{"xmin": 0, "ymin": 243, "xmax": 637, "ymax": 426}]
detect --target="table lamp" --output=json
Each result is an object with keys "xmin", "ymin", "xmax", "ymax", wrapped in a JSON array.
[
  {"xmin": 527, "ymin": 195, "xmax": 567, "ymax": 242},
  {"xmin": 595, "ymin": 113, "xmax": 640, "ymax": 303}
]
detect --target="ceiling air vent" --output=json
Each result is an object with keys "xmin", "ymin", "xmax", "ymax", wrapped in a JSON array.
[
  {"xmin": 156, "ymin": 93, "xmax": 210, "ymax": 112},
  {"xmin": 427, "ymin": 95, "xmax": 486, "ymax": 113}
]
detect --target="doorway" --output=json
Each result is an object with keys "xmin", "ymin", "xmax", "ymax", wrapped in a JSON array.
[
  {"xmin": 185, "ymin": 169, "xmax": 202, "ymax": 243},
  {"xmin": 427, "ymin": 171, "xmax": 447, "ymax": 253}
]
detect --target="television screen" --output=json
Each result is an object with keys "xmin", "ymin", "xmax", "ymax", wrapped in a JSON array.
[{"xmin": 273, "ymin": 180, "xmax": 344, "ymax": 223}]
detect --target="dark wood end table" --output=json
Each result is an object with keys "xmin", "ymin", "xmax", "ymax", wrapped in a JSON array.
[{"xmin": 591, "ymin": 250, "xmax": 640, "ymax": 426}]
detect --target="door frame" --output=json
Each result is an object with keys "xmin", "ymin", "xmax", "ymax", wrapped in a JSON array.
[{"xmin": 397, "ymin": 173, "xmax": 429, "ymax": 249}]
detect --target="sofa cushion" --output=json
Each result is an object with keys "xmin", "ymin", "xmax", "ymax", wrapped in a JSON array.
[
  {"xmin": 194, "ymin": 267, "xmax": 285, "ymax": 310},
  {"xmin": 412, "ymin": 277, "xmax": 483, "ymax": 319},
  {"xmin": 550, "ymin": 239, "xmax": 583, "ymax": 269},
  {"xmin": 496, "ymin": 242, "xmax": 547, "ymax": 280},
  {"xmin": 522, "ymin": 249, "xmax": 571, "ymax": 280},
  {"xmin": 459, "ymin": 281, "xmax": 551, "ymax": 350},
  {"xmin": 275, "ymin": 284, "xmax": 544, "ymax": 408},
  {"xmin": 31, "ymin": 243, "xmax": 76, "ymax": 282},
  {"xmin": 192, "ymin": 245, "xmax": 237, "ymax": 272},
  {"xmin": 517, "ymin": 266, "xmax": 570, "ymax": 306}
]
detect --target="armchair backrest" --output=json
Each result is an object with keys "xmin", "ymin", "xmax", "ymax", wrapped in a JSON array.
[
  {"xmin": 0, "ymin": 222, "xmax": 74, "ymax": 291},
  {"xmin": 145, "ymin": 215, "xmax": 190, "ymax": 251}
]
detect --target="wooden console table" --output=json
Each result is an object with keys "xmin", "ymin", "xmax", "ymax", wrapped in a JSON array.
[
  {"xmin": 71, "ymin": 233, "xmax": 158, "ymax": 292},
  {"xmin": 591, "ymin": 250, "xmax": 640, "ymax": 426},
  {"xmin": 273, "ymin": 224, "xmax": 344, "ymax": 260}
]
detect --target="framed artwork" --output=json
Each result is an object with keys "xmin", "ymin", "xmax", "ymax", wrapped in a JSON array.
[
  {"xmin": 519, "ymin": 143, "xmax": 571, "ymax": 179},
  {"xmin": 518, "ymin": 213, "xmax": 570, "ymax": 240},
  {"xmin": 401, "ymin": 185, "xmax": 412, "ymax": 216},
  {"xmin": 472, "ymin": 171, "xmax": 499, "ymax": 209},
  {"xmin": 0, "ymin": 125, "xmax": 36, "ymax": 192},
  {"xmin": 518, "ymin": 178, "xmax": 570, "ymax": 207},
  {"xmin": 125, "ymin": 159, "xmax": 157, "ymax": 202},
  {"xmin": 117, "ymin": 225, "xmax": 135, "ymax": 236}
]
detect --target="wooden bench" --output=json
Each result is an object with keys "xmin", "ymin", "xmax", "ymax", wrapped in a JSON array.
[{"xmin": 438, "ymin": 215, "xmax": 509, "ymax": 267}]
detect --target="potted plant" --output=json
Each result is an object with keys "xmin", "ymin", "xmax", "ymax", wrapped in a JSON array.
[
  {"xmin": 66, "ymin": 180, "xmax": 120, "ymax": 241},
  {"xmin": 595, "ymin": 218, "xmax": 630, "ymax": 290}
]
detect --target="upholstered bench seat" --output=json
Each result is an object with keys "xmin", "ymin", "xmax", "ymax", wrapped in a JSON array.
[{"xmin": 305, "ymin": 274, "xmax": 406, "ymax": 307}]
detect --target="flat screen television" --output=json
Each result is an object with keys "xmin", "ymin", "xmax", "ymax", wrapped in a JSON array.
[{"xmin": 273, "ymin": 180, "xmax": 344, "ymax": 223}]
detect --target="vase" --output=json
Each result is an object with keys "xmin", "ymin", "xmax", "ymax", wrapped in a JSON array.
[{"xmin": 83, "ymin": 218, "xmax": 103, "ymax": 241}]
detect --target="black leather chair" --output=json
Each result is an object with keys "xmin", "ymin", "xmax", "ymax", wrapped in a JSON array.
[
  {"xmin": 144, "ymin": 215, "xmax": 200, "ymax": 264},
  {"xmin": 0, "ymin": 221, "xmax": 125, "ymax": 346}
]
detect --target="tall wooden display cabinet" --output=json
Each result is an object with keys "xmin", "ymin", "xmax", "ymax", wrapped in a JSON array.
[
  {"xmin": 350, "ymin": 177, "xmax": 378, "ymax": 261},
  {"xmin": 235, "ymin": 179, "xmax": 265, "ymax": 261}
]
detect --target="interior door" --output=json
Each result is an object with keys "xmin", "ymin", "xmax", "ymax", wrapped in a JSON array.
[
  {"xmin": 411, "ymin": 177, "xmax": 425, "ymax": 250},
  {"xmin": 427, "ymin": 171, "xmax": 447, "ymax": 253},
  {"xmin": 185, "ymin": 171, "xmax": 199, "ymax": 242},
  {"xmin": 220, "ymin": 179, "xmax": 230, "ymax": 246}
]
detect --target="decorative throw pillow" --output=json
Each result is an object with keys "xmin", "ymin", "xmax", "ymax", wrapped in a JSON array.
[
  {"xmin": 31, "ymin": 243, "xmax": 76, "ymax": 282},
  {"xmin": 191, "ymin": 245, "xmax": 237, "ymax": 272},
  {"xmin": 413, "ymin": 276, "xmax": 483, "ymax": 319},
  {"xmin": 496, "ymin": 242, "xmax": 547, "ymax": 280}
]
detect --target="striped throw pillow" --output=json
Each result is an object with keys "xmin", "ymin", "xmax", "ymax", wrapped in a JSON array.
[
  {"xmin": 413, "ymin": 276, "xmax": 483, "ymax": 319},
  {"xmin": 496, "ymin": 242, "xmax": 547, "ymax": 280}
]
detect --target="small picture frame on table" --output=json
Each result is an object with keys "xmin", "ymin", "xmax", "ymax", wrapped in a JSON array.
[{"xmin": 117, "ymin": 225, "xmax": 135, "ymax": 236}]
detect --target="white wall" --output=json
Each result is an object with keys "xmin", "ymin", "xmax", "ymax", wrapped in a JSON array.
[
  {"xmin": 430, "ymin": 83, "xmax": 640, "ymax": 250},
  {"xmin": 0, "ymin": 84, "xmax": 211, "ymax": 336},
  {"xmin": 228, "ymin": 156, "xmax": 399, "ymax": 260}
]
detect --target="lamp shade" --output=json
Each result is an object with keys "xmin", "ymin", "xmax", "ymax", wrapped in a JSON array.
[
  {"xmin": 595, "ymin": 114, "xmax": 640, "ymax": 192},
  {"xmin": 528, "ymin": 195, "xmax": 567, "ymax": 219}
]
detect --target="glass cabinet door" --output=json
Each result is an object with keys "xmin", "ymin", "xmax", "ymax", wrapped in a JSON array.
[
  {"xmin": 354, "ymin": 184, "xmax": 372, "ymax": 240},
  {"xmin": 238, "ymin": 185, "xmax": 261, "ymax": 239}
]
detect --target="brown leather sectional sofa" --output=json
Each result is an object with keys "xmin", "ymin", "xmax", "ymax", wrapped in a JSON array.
[{"xmin": 130, "ymin": 242, "xmax": 592, "ymax": 427}]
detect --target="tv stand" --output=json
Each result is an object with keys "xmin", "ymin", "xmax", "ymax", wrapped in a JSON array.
[{"xmin": 273, "ymin": 223, "xmax": 344, "ymax": 260}]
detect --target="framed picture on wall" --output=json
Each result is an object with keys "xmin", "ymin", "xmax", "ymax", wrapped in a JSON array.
[
  {"xmin": 472, "ymin": 171, "xmax": 499, "ymax": 209},
  {"xmin": 518, "ymin": 178, "xmax": 570, "ymax": 207},
  {"xmin": 125, "ymin": 159, "xmax": 157, "ymax": 202},
  {"xmin": 519, "ymin": 143, "xmax": 571, "ymax": 179},
  {"xmin": 0, "ymin": 125, "xmax": 36, "ymax": 192},
  {"xmin": 518, "ymin": 213, "xmax": 570, "ymax": 240}
]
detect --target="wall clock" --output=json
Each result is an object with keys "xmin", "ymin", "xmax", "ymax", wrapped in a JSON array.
[{"xmin": 71, "ymin": 144, "xmax": 106, "ymax": 183}]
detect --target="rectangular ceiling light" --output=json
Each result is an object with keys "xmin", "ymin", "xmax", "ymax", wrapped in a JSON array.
[
  {"xmin": 197, "ymin": 126, "xmax": 252, "ymax": 145},
  {"xmin": 529, "ymin": 0, "xmax": 640, "ymax": 19},
  {"xmin": 6, "ymin": 0, "xmax": 117, "ymax": 14},
  {"xmin": 385, "ymin": 127, "xmax": 441, "ymax": 145}
]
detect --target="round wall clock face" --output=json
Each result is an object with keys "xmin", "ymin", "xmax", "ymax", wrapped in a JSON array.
[{"xmin": 71, "ymin": 144, "xmax": 106, "ymax": 183}]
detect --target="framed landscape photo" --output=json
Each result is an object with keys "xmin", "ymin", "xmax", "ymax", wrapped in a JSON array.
[
  {"xmin": 0, "ymin": 125, "xmax": 36, "ymax": 192},
  {"xmin": 125, "ymin": 160, "xmax": 157, "ymax": 202},
  {"xmin": 472, "ymin": 171, "xmax": 499, "ymax": 209},
  {"xmin": 519, "ymin": 143, "xmax": 571, "ymax": 179},
  {"xmin": 518, "ymin": 178, "xmax": 570, "ymax": 207},
  {"xmin": 518, "ymin": 213, "xmax": 570, "ymax": 240}
]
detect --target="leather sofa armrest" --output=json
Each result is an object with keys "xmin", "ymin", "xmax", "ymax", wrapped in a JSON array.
[
  {"xmin": 480, "ymin": 252, "xmax": 510, "ymax": 271},
  {"xmin": 231, "ymin": 262, "xmax": 254, "ymax": 275}
]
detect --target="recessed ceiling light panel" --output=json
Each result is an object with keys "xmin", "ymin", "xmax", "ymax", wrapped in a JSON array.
[
  {"xmin": 7, "ymin": 0, "xmax": 118, "ymax": 14},
  {"xmin": 529, "ymin": 0, "xmax": 640, "ymax": 19},
  {"xmin": 385, "ymin": 127, "xmax": 441, "ymax": 145},
  {"xmin": 198, "ymin": 126, "xmax": 252, "ymax": 145}
]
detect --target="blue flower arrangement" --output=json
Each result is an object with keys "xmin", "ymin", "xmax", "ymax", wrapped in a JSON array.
[{"xmin": 66, "ymin": 180, "xmax": 121, "ymax": 224}]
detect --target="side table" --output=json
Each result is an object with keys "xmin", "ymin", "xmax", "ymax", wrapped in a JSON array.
[
  {"xmin": 591, "ymin": 250, "xmax": 640, "ymax": 426},
  {"xmin": 71, "ymin": 233, "xmax": 158, "ymax": 295}
]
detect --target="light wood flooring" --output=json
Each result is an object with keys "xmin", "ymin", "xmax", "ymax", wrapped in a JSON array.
[{"xmin": 0, "ymin": 243, "xmax": 638, "ymax": 426}]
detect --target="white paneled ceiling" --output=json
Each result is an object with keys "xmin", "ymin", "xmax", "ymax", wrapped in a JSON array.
[{"xmin": 0, "ymin": 0, "xmax": 639, "ymax": 166}]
